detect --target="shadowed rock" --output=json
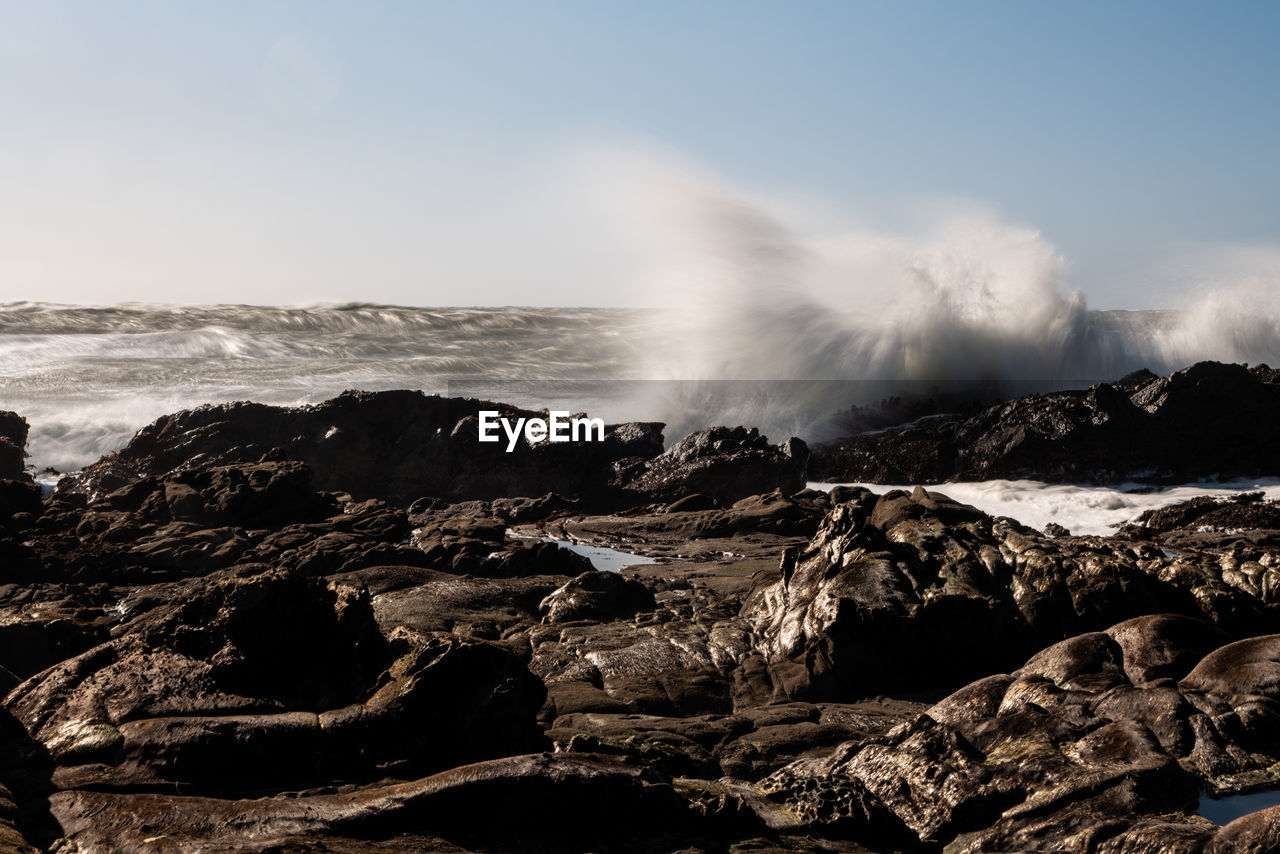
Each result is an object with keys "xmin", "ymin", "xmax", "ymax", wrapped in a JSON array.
[
  {"xmin": 813, "ymin": 362, "xmax": 1280, "ymax": 485},
  {"xmin": 47, "ymin": 753, "xmax": 693, "ymax": 853},
  {"xmin": 54, "ymin": 393, "xmax": 811, "ymax": 513}
]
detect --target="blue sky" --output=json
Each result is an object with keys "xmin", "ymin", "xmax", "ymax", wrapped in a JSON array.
[{"xmin": 2, "ymin": 0, "xmax": 1277, "ymax": 307}]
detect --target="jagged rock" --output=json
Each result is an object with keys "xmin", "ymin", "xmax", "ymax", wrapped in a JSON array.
[
  {"xmin": 57, "ymin": 392, "xmax": 666, "ymax": 507},
  {"xmin": 745, "ymin": 486, "xmax": 1280, "ymax": 701},
  {"xmin": 813, "ymin": 361, "xmax": 1280, "ymax": 484},
  {"xmin": 539, "ymin": 570, "xmax": 657, "ymax": 624},
  {"xmin": 1120, "ymin": 491, "xmax": 1280, "ymax": 550},
  {"xmin": 760, "ymin": 614, "xmax": 1280, "ymax": 851},
  {"xmin": 4, "ymin": 566, "xmax": 546, "ymax": 795},
  {"xmin": 13, "ymin": 459, "xmax": 423, "ymax": 584},
  {"xmin": 409, "ymin": 514, "xmax": 594, "ymax": 579},
  {"xmin": 5, "ymin": 372, "xmax": 1280, "ymax": 851},
  {"xmin": 623, "ymin": 427, "xmax": 809, "ymax": 506},
  {"xmin": 58, "ymin": 392, "xmax": 809, "ymax": 511}
]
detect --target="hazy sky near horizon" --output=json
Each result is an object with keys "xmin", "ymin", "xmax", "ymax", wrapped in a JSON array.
[{"xmin": 2, "ymin": 1, "xmax": 1278, "ymax": 309}]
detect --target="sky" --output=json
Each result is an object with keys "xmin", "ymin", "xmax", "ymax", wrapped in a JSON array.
[{"xmin": 1, "ymin": 0, "xmax": 1278, "ymax": 308}]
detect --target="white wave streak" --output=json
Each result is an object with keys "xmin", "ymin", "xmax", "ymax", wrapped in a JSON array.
[{"xmin": 812, "ymin": 478, "xmax": 1280, "ymax": 538}]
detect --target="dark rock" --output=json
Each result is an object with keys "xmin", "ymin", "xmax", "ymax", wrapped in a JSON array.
[
  {"xmin": 14, "ymin": 459, "xmax": 424, "ymax": 584},
  {"xmin": 760, "ymin": 612, "xmax": 1280, "ymax": 850},
  {"xmin": 408, "ymin": 514, "xmax": 594, "ymax": 579},
  {"xmin": 363, "ymin": 569, "xmax": 568, "ymax": 637},
  {"xmin": 1044, "ymin": 521, "xmax": 1070, "ymax": 538},
  {"xmin": 812, "ymin": 361, "xmax": 1280, "ymax": 485},
  {"xmin": 47, "ymin": 752, "xmax": 694, "ymax": 852},
  {"xmin": 1120, "ymin": 491, "xmax": 1280, "ymax": 550},
  {"xmin": 0, "ymin": 479, "xmax": 41, "ymax": 527},
  {"xmin": 56, "ymin": 392, "xmax": 666, "ymax": 507},
  {"xmin": 0, "ymin": 412, "xmax": 27, "ymax": 481},
  {"xmin": 4, "ymin": 566, "xmax": 547, "ymax": 795},
  {"xmin": 619, "ymin": 427, "xmax": 809, "ymax": 507},
  {"xmin": 58, "ymin": 392, "xmax": 809, "ymax": 512},
  {"xmin": 665, "ymin": 493, "xmax": 719, "ymax": 513},
  {"xmin": 549, "ymin": 489, "xmax": 828, "ymax": 547},
  {"xmin": 491, "ymin": 492, "xmax": 580, "ymax": 524},
  {"xmin": 1208, "ymin": 805, "xmax": 1280, "ymax": 853},
  {"xmin": 746, "ymin": 486, "xmax": 1280, "ymax": 702},
  {"xmin": 539, "ymin": 570, "xmax": 657, "ymax": 624},
  {"xmin": 8, "ymin": 368, "xmax": 1280, "ymax": 851}
]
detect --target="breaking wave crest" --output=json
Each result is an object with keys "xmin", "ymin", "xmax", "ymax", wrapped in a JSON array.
[
  {"xmin": 3, "ymin": 178, "xmax": 1280, "ymax": 470},
  {"xmin": 620, "ymin": 174, "xmax": 1280, "ymax": 442}
]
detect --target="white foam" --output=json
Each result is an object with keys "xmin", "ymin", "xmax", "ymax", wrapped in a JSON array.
[
  {"xmin": 809, "ymin": 478, "xmax": 1280, "ymax": 537},
  {"xmin": 603, "ymin": 152, "xmax": 1280, "ymax": 443}
]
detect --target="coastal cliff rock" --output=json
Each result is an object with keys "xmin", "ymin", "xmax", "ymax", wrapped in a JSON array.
[{"xmin": 813, "ymin": 361, "xmax": 1280, "ymax": 484}]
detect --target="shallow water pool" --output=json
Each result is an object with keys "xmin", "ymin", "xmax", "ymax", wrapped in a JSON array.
[
  {"xmin": 541, "ymin": 537, "xmax": 657, "ymax": 573},
  {"xmin": 1197, "ymin": 789, "xmax": 1280, "ymax": 826}
]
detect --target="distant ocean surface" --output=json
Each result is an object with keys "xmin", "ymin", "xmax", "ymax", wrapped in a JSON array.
[
  {"xmin": 4, "ymin": 301, "xmax": 1280, "ymax": 535},
  {"xmin": 0, "ymin": 303, "xmax": 651, "ymax": 473}
]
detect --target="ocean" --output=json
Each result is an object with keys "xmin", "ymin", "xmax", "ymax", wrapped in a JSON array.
[{"xmin": 3, "ymin": 300, "xmax": 1279, "ymax": 534}]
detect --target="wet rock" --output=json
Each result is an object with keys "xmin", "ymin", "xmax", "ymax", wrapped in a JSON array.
[
  {"xmin": 758, "ymin": 614, "xmax": 1279, "ymax": 850},
  {"xmin": 746, "ymin": 486, "xmax": 1279, "ymax": 702},
  {"xmin": 541, "ymin": 489, "xmax": 829, "ymax": 563},
  {"xmin": 5, "ymin": 566, "xmax": 547, "ymax": 795},
  {"xmin": 813, "ymin": 361, "xmax": 1280, "ymax": 485},
  {"xmin": 665, "ymin": 493, "xmax": 719, "ymax": 513},
  {"xmin": 1120, "ymin": 491, "xmax": 1280, "ymax": 550},
  {"xmin": 5, "ymin": 373, "xmax": 1280, "ymax": 851},
  {"xmin": 492, "ymin": 492, "xmax": 580, "ymax": 524},
  {"xmin": 621, "ymin": 427, "xmax": 809, "ymax": 507},
  {"xmin": 12, "ymin": 459, "xmax": 435, "ymax": 585},
  {"xmin": 1207, "ymin": 805, "xmax": 1280, "ymax": 853},
  {"xmin": 527, "ymin": 558, "xmax": 782, "ymax": 720},
  {"xmin": 409, "ymin": 514, "xmax": 594, "ymax": 579},
  {"xmin": 359, "ymin": 568, "xmax": 567, "ymax": 637},
  {"xmin": 540, "ymin": 570, "xmax": 657, "ymax": 624}
]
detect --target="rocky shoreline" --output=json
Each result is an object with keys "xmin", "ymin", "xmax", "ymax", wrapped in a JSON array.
[
  {"xmin": 811, "ymin": 362, "xmax": 1280, "ymax": 485},
  {"xmin": 2, "ymin": 362, "xmax": 1280, "ymax": 852}
]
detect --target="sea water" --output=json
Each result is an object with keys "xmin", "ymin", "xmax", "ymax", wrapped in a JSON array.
[{"xmin": 3, "ymin": 300, "xmax": 1280, "ymax": 535}]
